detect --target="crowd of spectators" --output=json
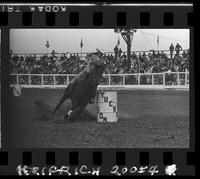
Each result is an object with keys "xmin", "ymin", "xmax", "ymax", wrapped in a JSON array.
[
  {"xmin": 10, "ymin": 47, "xmax": 189, "ymax": 76},
  {"xmin": 110, "ymin": 43, "xmax": 189, "ymax": 74},
  {"xmin": 10, "ymin": 51, "xmax": 85, "ymax": 74},
  {"xmin": 9, "ymin": 47, "xmax": 189, "ymax": 86}
]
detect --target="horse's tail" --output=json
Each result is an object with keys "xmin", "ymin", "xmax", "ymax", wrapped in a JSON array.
[{"xmin": 52, "ymin": 88, "xmax": 70, "ymax": 115}]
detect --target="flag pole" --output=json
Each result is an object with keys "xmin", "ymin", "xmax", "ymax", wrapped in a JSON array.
[
  {"xmin": 80, "ymin": 38, "xmax": 83, "ymax": 61},
  {"xmin": 81, "ymin": 46, "xmax": 82, "ymax": 61},
  {"xmin": 46, "ymin": 39, "xmax": 50, "ymax": 55},
  {"xmin": 157, "ymin": 34, "xmax": 159, "ymax": 52}
]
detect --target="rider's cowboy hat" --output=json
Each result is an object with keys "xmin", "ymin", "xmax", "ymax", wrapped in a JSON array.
[{"xmin": 96, "ymin": 48, "xmax": 105, "ymax": 55}]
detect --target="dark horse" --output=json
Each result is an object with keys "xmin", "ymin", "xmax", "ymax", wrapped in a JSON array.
[{"xmin": 52, "ymin": 58, "xmax": 106, "ymax": 120}]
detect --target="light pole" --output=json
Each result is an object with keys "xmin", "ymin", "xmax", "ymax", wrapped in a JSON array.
[{"xmin": 114, "ymin": 29, "xmax": 137, "ymax": 71}]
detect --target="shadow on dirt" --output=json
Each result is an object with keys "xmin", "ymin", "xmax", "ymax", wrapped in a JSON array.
[{"xmin": 34, "ymin": 100, "xmax": 97, "ymax": 123}]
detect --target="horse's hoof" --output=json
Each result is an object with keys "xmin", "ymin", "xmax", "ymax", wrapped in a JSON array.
[{"xmin": 64, "ymin": 114, "xmax": 69, "ymax": 121}]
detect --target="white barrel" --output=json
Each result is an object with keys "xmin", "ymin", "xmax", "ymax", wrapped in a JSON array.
[
  {"xmin": 97, "ymin": 101, "xmax": 117, "ymax": 112},
  {"xmin": 97, "ymin": 91, "xmax": 118, "ymax": 122},
  {"xmin": 13, "ymin": 85, "xmax": 21, "ymax": 96}
]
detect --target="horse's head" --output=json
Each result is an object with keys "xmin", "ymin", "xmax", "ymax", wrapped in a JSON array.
[{"xmin": 92, "ymin": 56, "xmax": 108, "ymax": 86}]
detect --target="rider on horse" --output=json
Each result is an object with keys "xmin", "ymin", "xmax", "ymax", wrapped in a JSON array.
[
  {"xmin": 66, "ymin": 48, "xmax": 105, "ymax": 99},
  {"xmin": 64, "ymin": 48, "xmax": 105, "ymax": 119},
  {"xmin": 52, "ymin": 48, "xmax": 106, "ymax": 119}
]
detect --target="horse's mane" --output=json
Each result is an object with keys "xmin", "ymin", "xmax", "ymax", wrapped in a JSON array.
[{"xmin": 77, "ymin": 63, "xmax": 105, "ymax": 89}]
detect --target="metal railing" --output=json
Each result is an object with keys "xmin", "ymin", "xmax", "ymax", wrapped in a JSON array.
[{"xmin": 10, "ymin": 71, "xmax": 189, "ymax": 89}]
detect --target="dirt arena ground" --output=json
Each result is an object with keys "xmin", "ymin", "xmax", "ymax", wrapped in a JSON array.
[{"xmin": 9, "ymin": 88, "xmax": 189, "ymax": 148}]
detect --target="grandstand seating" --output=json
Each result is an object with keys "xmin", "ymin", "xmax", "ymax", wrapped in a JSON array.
[{"xmin": 9, "ymin": 50, "xmax": 189, "ymax": 87}]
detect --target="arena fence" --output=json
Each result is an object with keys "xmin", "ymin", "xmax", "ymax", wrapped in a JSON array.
[{"xmin": 10, "ymin": 71, "xmax": 189, "ymax": 90}]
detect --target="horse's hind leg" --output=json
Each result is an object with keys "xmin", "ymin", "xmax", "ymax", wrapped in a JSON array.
[{"xmin": 52, "ymin": 88, "xmax": 70, "ymax": 115}]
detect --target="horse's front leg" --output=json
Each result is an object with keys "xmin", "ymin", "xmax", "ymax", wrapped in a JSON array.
[
  {"xmin": 64, "ymin": 102, "xmax": 88, "ymax": 121},
  {"xmin": 89, "ymin": 87, "xmax": 97, "ymax": 104}
]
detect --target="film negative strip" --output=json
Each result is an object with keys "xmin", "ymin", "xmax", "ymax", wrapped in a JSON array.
[{"xmin": 0, "ymin": 1, "xmax": 199, "ymax": 176}]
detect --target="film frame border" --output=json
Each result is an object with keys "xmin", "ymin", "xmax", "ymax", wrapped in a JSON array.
[{"xmin": 0, "ymin": 2, "xmax": 199, "ymax": 176}]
